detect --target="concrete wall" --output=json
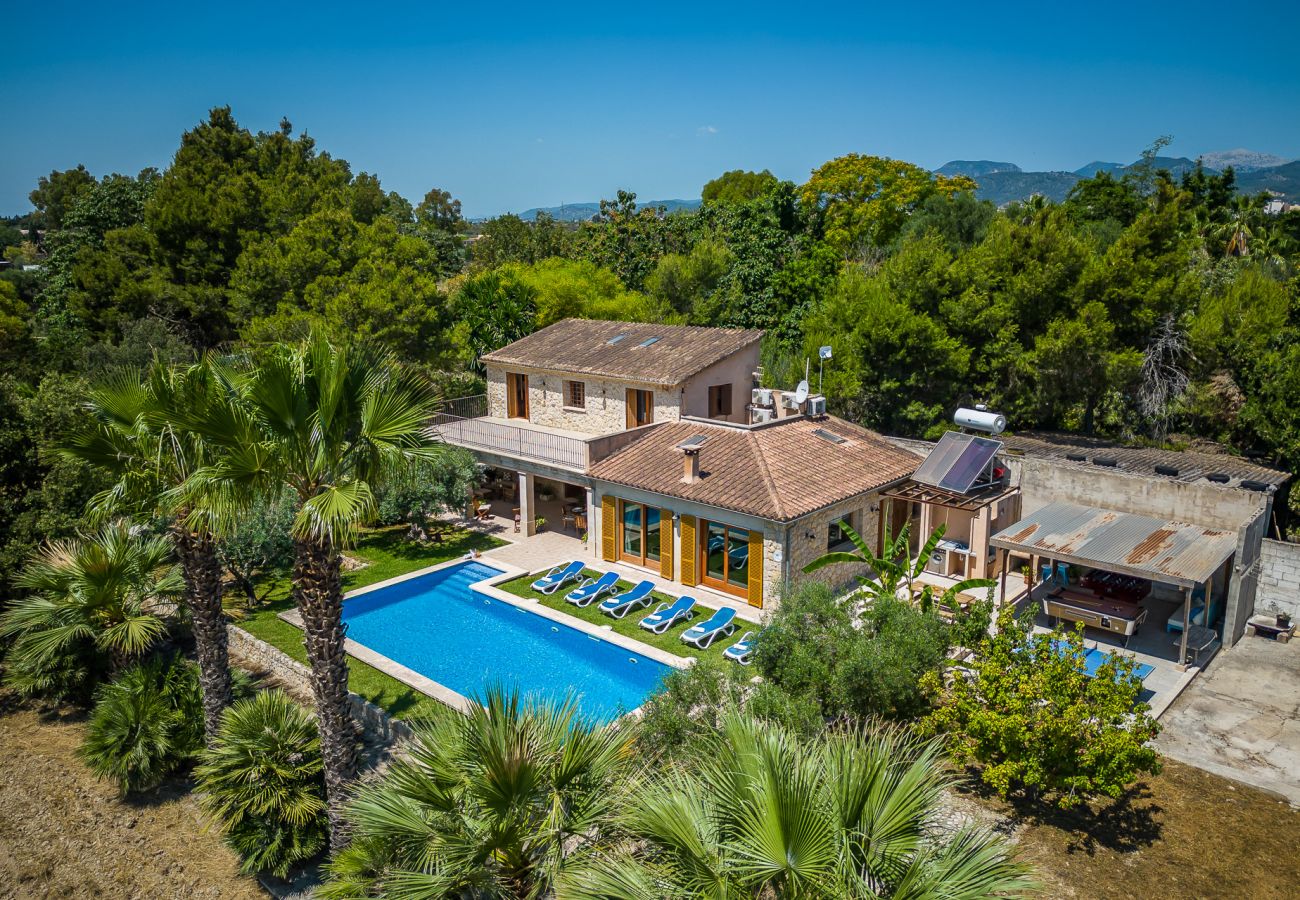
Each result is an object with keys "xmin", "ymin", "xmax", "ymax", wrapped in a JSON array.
[
  {"xmin": 680, "ymin": 345, "xmax": 761, "ymax": 424},
  {"xmin": 1012, "ymin": 456, "xmax": 1269, "ymax": 531},
  {"xmin": 1257, "ymin": 538, "xmax": 1300, "ymax": 619}
]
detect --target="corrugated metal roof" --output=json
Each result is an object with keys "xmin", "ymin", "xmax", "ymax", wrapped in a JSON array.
[
  {"xmin": 989, "ymin": 501, "xmax": 1237, "ymax": 588},
  {"xmin": 1001, "ymin": 432, "xmax": 1289, "ymax": 490}
]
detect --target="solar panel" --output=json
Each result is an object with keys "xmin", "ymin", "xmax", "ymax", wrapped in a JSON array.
[{"xmin": 912, "ymin": 432, "xmax": 1002, "ymax": 493}]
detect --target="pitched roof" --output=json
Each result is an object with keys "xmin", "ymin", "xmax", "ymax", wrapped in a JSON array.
[
  {"xmin": 1001, "ymin": 432, "xmax": 1289, "ymax": 490},
  {"xmin": 479, "ymin": 319, "xmax": 763, "ymax": 387},
  {"xmin": 588, "ymin": 416, "xmax": 920, "ymax": 522}
]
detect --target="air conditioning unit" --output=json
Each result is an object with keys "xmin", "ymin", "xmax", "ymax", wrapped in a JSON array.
[
  {"xmin": 806, "ymin": 396, "xmax": 827, "ymax": 416},
  {"xmin": 751, "ymin": 388, "xmax": 773, "ymax": 407},
  {"xmin": 753, "ymin": 407, "xmax": 776, "ymax": 424},
  {"xmin": 781, "ymin": 392, "xmax": 802, "ymax": 410}
]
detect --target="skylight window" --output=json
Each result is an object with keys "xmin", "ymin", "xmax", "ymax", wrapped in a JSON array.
[
  {"xmin": 676, "ymin": 435, "xmax": 707, "ymax": 449},
  {"xmin": 637, "ymin": 337, "xmax": 661, "ymax": 348},
  {"xmin": 813, "ymin": 428, "xmax": 847, "ymax": 445},
  {"xmin": 606, "ymin": 334, "xmax": 627, "ymax": 345}
]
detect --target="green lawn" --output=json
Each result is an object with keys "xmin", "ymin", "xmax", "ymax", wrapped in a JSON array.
[
  {"xmin": 494, "ymin": 571, "xmax": 742, "ymax": 661},
  {"xmin": 234, "ymin": 525, "xmax": 505, "ymax": 721}
]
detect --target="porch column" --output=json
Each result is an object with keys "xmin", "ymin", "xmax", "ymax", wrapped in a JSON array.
[
  {"xmin": 585, "ymin": 488, "xmax": 595, "ymax": 558},
  {"xmin": 519, "ymin": 471, "xmax": 535, "ymax": 537},
  {"xmin": 1178, "ymin": 585, "xmax": 1192, "ymax": 669},
  {"xmin": 997, "ymin": 548, "xmax": 1008, "ymax": 609}
]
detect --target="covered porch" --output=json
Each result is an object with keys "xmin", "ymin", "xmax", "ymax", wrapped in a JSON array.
[{"xmin": 989, "ymin": 501, "xmax": 1239, "ymax": 717}]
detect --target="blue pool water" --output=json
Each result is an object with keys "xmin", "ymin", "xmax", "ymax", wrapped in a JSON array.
[{"xmin": 341, "ymin": 561, "xmax": 672, "ymax": 723}]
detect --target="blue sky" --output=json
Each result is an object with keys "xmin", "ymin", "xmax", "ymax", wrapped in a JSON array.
[{"xmin": 4, "ymin": 1, "xmax": 1298, "ymax": 217}]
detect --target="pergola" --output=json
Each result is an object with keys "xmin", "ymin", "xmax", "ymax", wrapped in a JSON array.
[{"xmin": 988, "ymin": 501, "xmax": 1238, "ymax": 666}]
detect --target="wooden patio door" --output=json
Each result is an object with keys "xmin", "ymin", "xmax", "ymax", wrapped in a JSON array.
[
  {"xmin": 506, "ymin": 373, "xmax": 529, "ymax": 420},
  {"xmin": 626, "ymin": 389, "xmax": 654, "ymax": 429}
]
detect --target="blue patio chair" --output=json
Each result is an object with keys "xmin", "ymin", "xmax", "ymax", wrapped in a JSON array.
[
  {"xmin": 531, "ymin": 560, "xmax": 584, "ymax": 595},
  {"xmin": 599, "ymin": 580, "xmax": 655, "ymax": 619},
  {"xmin": 565, "ymin": 571, "xmax": 619, "ymax": 607},
  {"xmin": 724, "ymin": 631, "xmax": 757, "ymax": 665},
  {"xmin": 1056, "ymin": 562, "xmax": 1070, "ymax": 585},
  {"xmin": 680, "ymin": 607, "xmax": 737, "ymax": 649},
  {"xmin": 640, "ymin": 596, "xmax": 696, "ymax": 634}
]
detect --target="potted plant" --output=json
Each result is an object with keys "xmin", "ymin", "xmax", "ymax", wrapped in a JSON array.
[
  {"xmin": 537, "ymin": 484, "xmax": 556, "ymax": 502},
  {"xmin": 535, "ymin": 516, "xmax": 547, "ymax": 533}
]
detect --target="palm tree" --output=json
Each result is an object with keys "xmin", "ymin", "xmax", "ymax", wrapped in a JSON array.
[
  {"xmin": 63, "ymin": 360, "xmax": 235, "ymax": 743},
  {"xmin": 563, "ymin": 713, "xmax": 1035, "ymax": 899},
  {"xmin": 182, "ymin": 334, "xmax": 441, "ymax": 849},
  {"xmin": 320, "ymin": 689, "xmax": 637, "ymax": 899},
  {"xmin": 804, "ymin": 520, "xmax": 993, "ymax": 612},
  {"xmin": 196, "ymin": 689, "xmax": 327, "ymax": 877},
  {"xmin": 0, "ymin": 521, "xmax": 183, "ymax": 697}
]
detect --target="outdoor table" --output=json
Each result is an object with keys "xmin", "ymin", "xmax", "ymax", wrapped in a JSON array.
[
  {"xmin": 1245, "ymin": 614, "xmax": 1295, "ymax": 643},
  {"xmin": 1176, "ymin": 624, "xmax": 1217, "ymax": 666},
  {"xmin": 1043, "ymin": 587, "xmax": 1147, "ymax": 646}
]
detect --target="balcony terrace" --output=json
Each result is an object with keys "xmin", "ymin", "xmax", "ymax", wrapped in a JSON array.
[{"xmin": 430, "ymin": 395, "xmax": 659, "ymax": 473}]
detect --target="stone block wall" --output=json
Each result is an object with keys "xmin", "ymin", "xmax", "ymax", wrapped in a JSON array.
[
  {"xmin": 783, "ymin": 495, "xmax": 882, "ymax": 597},
  {"xmin": 227, "ymin": 625, "xmax": 415, "ymax": 747},
  {"xmin": 1257, "ymin": 538, "xmax": 1300, "ymax": 619},
  {"xmin": 485, "ymin": 365, "xmax": 680, "ymax": 436}
]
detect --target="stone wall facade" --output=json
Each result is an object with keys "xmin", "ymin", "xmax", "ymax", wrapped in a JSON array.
[
  {"xmin": 783, "ymin": 494, "xmax": 882, "ymax": 597},
  {"xmin": 1257, "ymin": 538, "xmax": 1300, "ymax": 619},
  {"xmin": 227, "ymin": 625, "xmax": 415, "ymax": 747}
]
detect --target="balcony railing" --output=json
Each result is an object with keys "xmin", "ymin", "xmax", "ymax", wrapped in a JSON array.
[
  {"xmin": 431, "ymin": 395, "xmax": 590, "ymax": 471},
  {"xmin": 430, "ymin": 395, "xmax": 663, "ymax": 472}
]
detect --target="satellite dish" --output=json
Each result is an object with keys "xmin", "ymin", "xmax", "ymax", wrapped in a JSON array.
[
  {"xmin": 819, "ymin": 345, "xmax": 833, "ymax": 360},
  {"xmin": 794, "ymin": 380, "xmax": 810, "ymax": 404}
]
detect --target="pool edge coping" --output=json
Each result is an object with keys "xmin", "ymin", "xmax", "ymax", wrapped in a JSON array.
[{"xmin": 276, "ymin": 553, "xmax": 691, "ymax": 722}]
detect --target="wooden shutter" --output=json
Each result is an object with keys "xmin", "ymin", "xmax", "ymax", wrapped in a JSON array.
[
  {"xmin": 680, "ymin": 515, "xmax": 697, "ymax": 585},
  {"xmin": 659, "ymin": 510, "xmax": 674, "ymax": 579},
  {"xmin": 747, "ymin": 529, "xmax": 764, "ymax": 608},
  {"xmin": 601, "ymin": 495, "xmax": 617, "ymax": 562}
]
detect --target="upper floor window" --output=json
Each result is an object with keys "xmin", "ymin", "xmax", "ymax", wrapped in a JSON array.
[
  {"xmin": 827, "ymin": 513, "xmax": 856, "ymax": 553},
  {"xmin": 564, "ymin": 380, "xmax": 586, "ymax": 409},
  {"xmin": 708, "ymin": 384, "xmax": 733, "ymax": 418},
  {"xmin": 626, "ymin": 389, "xmax": 654, "ymax": 428}
]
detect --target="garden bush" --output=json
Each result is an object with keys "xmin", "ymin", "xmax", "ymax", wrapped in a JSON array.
[
  {"xmin": 922, "ymin": 608, "xmax": 1161, "ymax": 808},
  {"xmin": 196, "ymin": 690, "xmax": 327, "ymax": 877},
  {"xmin": 754, "ymin": 580, "xmax": 951, "ymax": 722},
  {"xmin": 77, "ymin": 654, "xmax": 205, "ymax": 794},
  {"xmin": 637, "ymin": 658, "xmax": 823, "ymax": 762}
]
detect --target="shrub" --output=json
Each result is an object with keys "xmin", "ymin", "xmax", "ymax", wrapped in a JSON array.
[
  {"xmin": 320, "ymin": 688, "xmax": 636, "ymax": 899},
  {"xmin": 196, "ymin": 690, "xmax": 327, "ymax": 877},
  {"xmin": 561, "ymin": 713, "xmax": 1035, "ymax": 898},
  {"xmin": 637, "ymin": 658, "xmax": 823, "ymax": 762},
  {"xmin": 755, "ymin": 581, "xmax": 951, "ymax": 722},
  {"xmin": 1, "ymin": 521, "xmax": 182, "ymax": 700},
  {"xmin": 922, "ymin": 608, "xmax": 1161, "ymax": 809},
  {"xmin": 77, "ymin": 655, "xmax": 204, "ymax": 794}
]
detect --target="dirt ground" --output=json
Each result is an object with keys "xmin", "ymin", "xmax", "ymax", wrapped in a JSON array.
[
  {"xmin": 0, "ymin": 695, "xmax": 264, "ymax": 900},
  {"xmin": 964, "ymin": 757, "xmax": 1300, "ymax": 899}
]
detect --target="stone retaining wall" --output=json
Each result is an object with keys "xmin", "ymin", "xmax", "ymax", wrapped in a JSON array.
[
  {"xmin": 1257, "ymin": 538, "xmax": 1300, "ymax": 619},
  {"xmin": 226, "ymin": 625, "xmax": 416, "ymax": 747}
]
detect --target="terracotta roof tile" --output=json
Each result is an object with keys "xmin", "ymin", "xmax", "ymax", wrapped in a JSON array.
[
  {"xmin": 589, "ymin": 416, "xmax": 920, "ymax": 521},
  {"xmin": 480, "ymin": 319, "xmax": 763, "ymax": 387}
]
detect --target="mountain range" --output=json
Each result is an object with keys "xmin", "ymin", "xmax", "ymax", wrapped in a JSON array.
[
  {"xmin": 497, "ymin": 150, "xmax": 1297, "ymax": 221},
  {"xmin": 938, "ymin": 150, "xmax": 1298, "ymax": 205},
  {"xmin": 511, "ymin": 199, "xmax": 702, "ymax": 222}
]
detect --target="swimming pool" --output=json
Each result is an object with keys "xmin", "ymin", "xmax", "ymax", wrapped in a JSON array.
[{"xmin": 340, "ymin": 560, "xmax": 672, "ymax": 723}]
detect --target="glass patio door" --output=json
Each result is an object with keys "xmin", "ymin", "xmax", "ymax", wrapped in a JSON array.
[
  {"xmin": 619, "ymin": 501, "xmax": 661, "ymax": 567},
  {"xmin": 702, "ymin": 521, "xmax": 750, "ymax": 597}
]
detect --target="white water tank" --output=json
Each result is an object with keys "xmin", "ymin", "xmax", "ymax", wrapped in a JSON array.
[{"xmin": 954, "ymin": 407, "xmax": 1006, "ymax": 435}]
